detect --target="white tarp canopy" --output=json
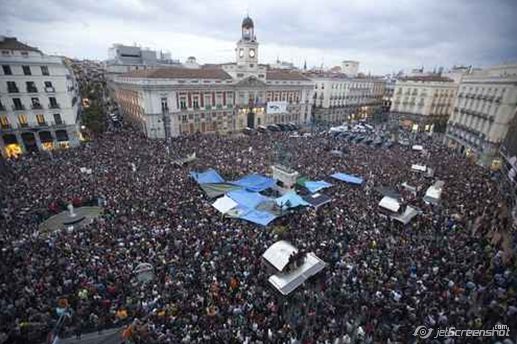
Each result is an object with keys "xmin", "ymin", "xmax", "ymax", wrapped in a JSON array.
[
  {"xmin": 412, "ymin": 145, "xmax": 423, "ymax": 151},
  {"xmin": 401, "ymin": 182, "xmax": 417, "ymax": 195},
  {"xmin": 268, "ymin": 252, "xmax": 326, "ymax": 295},
  {"xmin": 411, "ymin": 164, "xmax": 427, "ymax": 172},
  {"xmin": 423, "ymin": 180, "xmax": 445, "ymax": 204},
  {"xmin": 392, "ymin": 206, "xmax": 420, "ymax": 225},
  {"xmin": 262, "ymin": 241, "xmax": 298, "ymax": 272},
  {"xmin": 212, "ymin": 195, "xmax": 238, "ymax": 214},
  {"xmin": 379, "ymin": 196, "xmax": 401, "ymax": 212}
]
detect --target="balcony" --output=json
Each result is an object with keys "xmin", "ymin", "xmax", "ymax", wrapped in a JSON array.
[
  {"xmin": 18, "ymin": 123, "xmax": 29, "ymax": 128},
  {"xmin": 32, "ymin": 103, "xmax": 43, "ymax": 110},
  {"xmin": 8, "ymin": 87, "xmax": 19, "ymax": 93},
  {"xmin": 27, "ymin": 87, "xmax": 38, "ymax": 93},
  {"xmin": 45, "ymin": 87, "xmax": 56, "ymax": 93},
  {"xmin": 1, "ymin": 123, "xmax": 11, "ymax": 130},
  {"xmin": 48, "ymin": 103, "xmax": 60, "ymax": 109},
  {"xmin": 12, "ymin": 104, "xmax": 25, "ymax": 111},
  {"xmin": 0, "ymin": 104, "xmax": 5, "ymax": 111}
]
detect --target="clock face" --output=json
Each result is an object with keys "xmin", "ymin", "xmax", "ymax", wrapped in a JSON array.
[
  {"xmin": 249, "ymin": 49, "xmax": 255, "ymax": 58},
  {"xmin": 239, "ymin": 48, "xmax": 244, "ymax": 57}
]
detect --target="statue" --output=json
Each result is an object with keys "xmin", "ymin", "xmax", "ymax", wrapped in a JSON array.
[
  {"xmin": 67, "ymin": 204, "xmax": 76, "ymax": 218},
  {"xmin": 273, "ymin": 142, "xmax": 293, "ymax": 171}
]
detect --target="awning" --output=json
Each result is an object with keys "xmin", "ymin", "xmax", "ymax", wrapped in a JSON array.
[
  {"xmin": 230, "ymin": 174, "xmax": 276, "ymax": 192},
  {"xmin": 391, "ymin": 206, "xmax": 421, "ymax": 225},
  {"xmin": 275, "ymin": 192, "xmax": 309, "ymax": 209},
  {"xmin": 379, "ymin": 196, "xmax": 401, "ymax": 212},
  {"xmin": 330, "ymin": 172, "xmax": 364, "ymax": 185},
  {"xmin": 411, "ymin": 164, "xmax": 427, "ymax": 172},
  {"xmin": 190, "ymin": 169, "xmax": 224, "ymax": 185},
  {"xmin": 304, "ymin": 180, "xmax": 333, "ymax": 193},
  {"xmin": 212, "ymin": 195, "xmax": 238, "ymax": 214},
  {"xmin": 268, "ymin": 252, "xmax": 326, "ymax": 295},
  {"xmin": 262, "ymin": 241, "xmax": 298, "ymax": 271}
]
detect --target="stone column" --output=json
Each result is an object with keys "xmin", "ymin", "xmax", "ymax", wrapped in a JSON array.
[
  {"xmin": 15, "ymin": 132, "xmax": 26, "ymax": 153},
  {"xmin": 34, "ymin": 132, "xmax": 43, "ymax": 151},
  {"xmin": 0, "ymin": 135, "xmax": 6, "ymax": 159}
]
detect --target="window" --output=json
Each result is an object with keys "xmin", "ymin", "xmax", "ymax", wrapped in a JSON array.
[
  {"xmin": 237, "ymin": 73, "xmax": 244, "ymax": 77},
  {"xmin": 12, "ymin": 98, "xmax": 24, "ymax": 110},
  {"xmin": 18, "ymin": 114, "xmax": 28, "ymax": 127},
  {"xmin": 41, "ymin": 66, "xmax": 49, "ymax": 76},
  {"xmin": 216, "ymin": 93, "xmax": 223, "ymax": 106},
  {"xmin": 7, "ymin": 81, "xmax": 18, "ymax": 93},
  {"xmin": 53, "ymin": 113, "xmax": 62, "ymax": 125},
  {"xmin": 44, "ymin": 81, "xmax": 53, "ymax": 88},
  {"xmin": 1, "ymin": 116, "xmax": 10, "ymax": 128},
  {"xmin": 250, "ymin": 64, "xmax": 254, "ymax": 68},
  {"xmin": 36, "ymin": 114, "xmax": 46, "ymax": 125},
  {"xmin": 31, "ymin": 97, "xmax": 42, "ymax": 109},
  {"xmin": 2, "ymin": 65, "xmax": 11, "ymax": 75},
  {"xmin": 193, "ymin": 97, "xmax": 199, "ymax": 109},
  {"xmin": 179, "ymin": 97, "xmax": 187, "ymax": 110},
  {"xmin": 204, "ymin": 94, "xmax": 212, "ymax": 107},
  {"xmin": 1, "ymin": 51, "xmax": 9, "ymax": 56},
  {"xmin": 26, "ymin": 81, "xmax": 38, "ymax": 93},
  {"xmin": 21, "ymin": 51, "xmax": 28, "ymax": 57},
  {"xmin": 161, "ymin": 97, "xmax": 168, "ymax": 112},
  {"xmin": 22, "ymin": 65, "xmax": 31, "ymax": 75},
  {"xmin": 49, "ymin": 97, "xmax": 59, "ymax": 109}
]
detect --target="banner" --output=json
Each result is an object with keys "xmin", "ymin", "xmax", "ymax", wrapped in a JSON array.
[{"xmin": 267, "ymin": 101, "xmax": 287, "ymax": 114}]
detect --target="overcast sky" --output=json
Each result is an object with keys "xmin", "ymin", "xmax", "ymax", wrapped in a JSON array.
[{"xmin": 1, "ymin": 0, "xmax": 516, "ymax": 74}]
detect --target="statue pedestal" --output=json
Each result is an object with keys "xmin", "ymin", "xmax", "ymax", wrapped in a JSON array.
[{"xmin": 272, "ymin": 165, "xmax": 299, "ymax": 193}]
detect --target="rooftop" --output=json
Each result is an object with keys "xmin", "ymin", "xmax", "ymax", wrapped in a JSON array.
[
  {"xmin": 122, "ymin": 67, "xmax": 233, "ymax": 80},
  {"xmin": 0, "ymin": 36, "xmax": 41, "ymax": 52},
  {"xmin": 266, "ymin": 69, "xmax": 310, "ymax": 81},
  {"xmin": 400, "ymin": 75, "xmax": 454, "ymax": 83}
]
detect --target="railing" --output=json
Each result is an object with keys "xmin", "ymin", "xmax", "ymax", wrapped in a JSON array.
[
  {"xmin": 32, "ymin": 104, "xmax": 43, "ymax": 110},
  {"xmin": 27, "ymin": 87, "xmax": 38, "ymax": 93},
  {"xmin": 45, "ymin": 87, "xmax": 56, "ymax": 93},
  {"xmin": 8, "ymin": 88, "xmax": 19, "ymax": 93},
  {"xmin": 12, "ymin": 105, "xmax": 25, "ymax": 111},
  {"xmin": 0, "ymin": 105, "xmax": 5, "ymax": 111},
  {"xmin": 48, "ymin": 103, "xmax": 60, "ymax": 109},
  {"xmin": 1, "ymin": 124, "xmax": 11, "ymax": 129},
  {"xmin": 18, "ymin": 123, "xmax": 29, "ymax": 128}
]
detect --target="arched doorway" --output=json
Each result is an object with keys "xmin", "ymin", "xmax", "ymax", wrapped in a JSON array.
[
  {"xmin": 21, "ymin": 132, "xmax": 38, "ymax": 153},
  {"xmin": 247, "ymin": 112, "xmax": 255, "ymax": 128},
  {"xmin": 2, "ymin": 134, "xmax": 22, "ymax": 158},
  {"xmin": 39, "ymin": 131, "xmax": 54, "ymax": 151}
]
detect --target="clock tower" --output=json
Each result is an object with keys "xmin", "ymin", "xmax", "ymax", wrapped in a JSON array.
[{"xmin": 236, "ymin": 16, "xmax": 259, "ymax": 69}]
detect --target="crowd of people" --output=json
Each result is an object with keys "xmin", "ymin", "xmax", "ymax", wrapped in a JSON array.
[{"xmin": 0, "ymin": 124, "xmax": 515, "ymax": 343}]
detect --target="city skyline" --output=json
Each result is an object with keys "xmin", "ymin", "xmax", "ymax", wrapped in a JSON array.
[{"xmin": 1, "ymin": 0, "xmax": 516, "ymax": 74}]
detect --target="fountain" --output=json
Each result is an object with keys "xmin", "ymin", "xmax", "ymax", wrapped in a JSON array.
[{"xmin": 39, "ymin": 203, "xmax": 103, "ymax": 234}]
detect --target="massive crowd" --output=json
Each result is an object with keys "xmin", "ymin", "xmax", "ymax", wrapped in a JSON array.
[{"xmin": 0, "ymin": 125, "xmax": 515, "ymax": 343}]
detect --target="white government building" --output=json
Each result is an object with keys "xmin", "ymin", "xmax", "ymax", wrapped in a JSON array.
[
  {"xmin": 111, "ymin": 16, "xmax": 314, "ymax": 138},
  {"xmin": 445, "ymin": 63, "xmax": 517, "ymax": 166},
  {"xmin": 0, "ymin": 36, "xmax": 80, "ymax": 158}
]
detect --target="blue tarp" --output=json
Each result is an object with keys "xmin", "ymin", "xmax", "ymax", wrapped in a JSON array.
[
  {"xmin": 239, "ymin": 209, "xmax": 278, "ymax": 226},
  {"xmin": 330, "ymin": 172, "xmax": 364, "ymax": 185},
  {"xmin": 304, "ymin": 180, "xmax": 333, "ymax": 193},
  {"xmin": 190, "ymin": 169, "xmax": 224, "ymax": 184},
  {"xmin": 275, "ymin": 192, "xmax": 310, "ymax": 209},
  {"xmin": 227, "ymin": 189, "xmax": 270, "ymax": 209},
  {"xmin": 230, "ymin": 174, "xmax": 276, "ymax": 192}
]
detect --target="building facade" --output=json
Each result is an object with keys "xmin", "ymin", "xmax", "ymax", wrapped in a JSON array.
[
  {"xmin": 390, "ymin": 76, "xmax": 457, "ymax": 133},
  {"xmin": 445, "ymin": 64, "xmax": 517, "ymax": 166},
  {"xmin": 306, "ymin": 72, "xmax": 386, "ymax": 124},
  {"xmin": 0, "ymin": 36, "xmax": 80, "ymax": 158},
  {"xmin": 111, "ymin": 16, "xmax": 313, "ymax": 138},
  {"xmin": 500, "ymin": 111, "xmax": 517, "ymax": 227}
]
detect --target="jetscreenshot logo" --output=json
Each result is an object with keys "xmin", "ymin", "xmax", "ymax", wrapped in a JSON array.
[{"xmin": 413, "ymin": 324, "xmax": 510, "ymax": 339}]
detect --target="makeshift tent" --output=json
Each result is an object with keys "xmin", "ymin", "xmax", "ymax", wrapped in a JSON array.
[
  {"xmin": 212, "ymin": 196, "xmax": 238, "ymax": 214},
  {"xmin": 304, "ymin": 180, "xmax": 333, "ymax": 193},
  {"xmin": 411, "ymin": 164, "xmax": 427, "ymax": 172},
  {"xmin": 331, "ymin": 172, "xmax": 364, "ymax": 185},
  {"xmin": 296, "ymin": 176, "xmax": 309, "ymax": 187},
  {"xmin": 424, "ymin": 180, "xmax": 445, "ymax": 204},
  {"xmin": 190, "ymin": 169, "xmax": 224, "ymax": 185},
  {"xmin": 230, "ymin": 174, "xmax": 276, "ymax": 192},
  {"xmin": 262, "ymin": 241, "xmax": 298, "ymax": 271},
  {"xmin": 275, "ymin": 192, "xmax": 309, "ymax": 209},
  {"xmin": 379, "ymin": 196, "xmax": 401, "ymax": 212},
  {"xmin": 227, "ymin": 189, "xmax": 269, "ymax": 209},
  {"xmin": 173, "ymin": 153, "xmax": 196, "ymax": 166},
  {"xmin": 412, "ymin": 145, "xmax": 423, "ymax": 151},
  {"xmin": 239, "ymin": 209, "xmax": 278, "ymax": 226},
  {"xmin": 392, "ymin": 206, "xmax": 421, "ymax": 225},
  {"xmin": 268, "ymin": 252, "xmax": 326, "ymax": 295},
  {"xmin": 303, "ymin": 193, "xmax": 332, "ymax": 209},
  {"xmin": 200, "ymin": 183, "xmax": 241, "ymax": 198},
  {"xmin": 401, "ymin": 182, "xmax": 418, "ymax": 195}
]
